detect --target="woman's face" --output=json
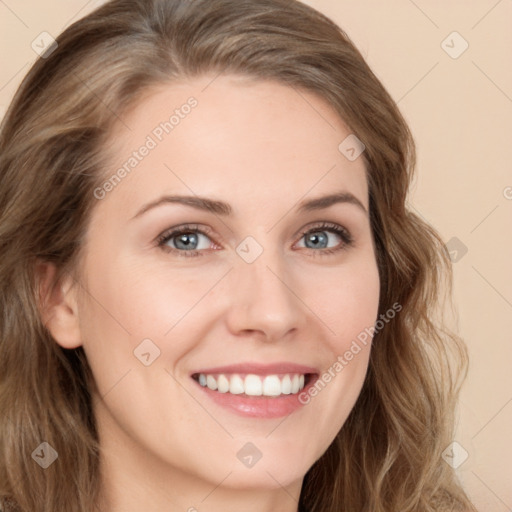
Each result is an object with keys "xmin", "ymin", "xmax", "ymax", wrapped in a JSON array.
[{"xmin": 65, "ymin": 74, "xmax": 380, "ymax": 499}]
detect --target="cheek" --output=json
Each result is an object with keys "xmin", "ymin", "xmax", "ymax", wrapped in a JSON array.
[
  {"xmin": 298, "ymin": 257, "xmax": 380, "ymax": 433},
  {"xmin": 80, "ymin": 255, "xmax": 207, "ymax": 338},
  {"xmin": 83, "ymin": 253, "xmax": 380, "ymax": 361},
  {"xmin": 76, "ymin": 257, "xmax": 221, "ymax": 383},
  {"xmin": 313, "ymin": 257, "xmax": 381, "ymax": 350}
]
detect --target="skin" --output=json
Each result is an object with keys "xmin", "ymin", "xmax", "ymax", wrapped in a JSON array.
[{"xmin": 41, "ymin": 74, "xmax": 380, "ymax": 512}]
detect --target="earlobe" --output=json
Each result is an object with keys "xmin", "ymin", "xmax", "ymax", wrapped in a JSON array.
[{"xmin": 35, "ymin": 260, "xmax": 83, "ymax": 349}]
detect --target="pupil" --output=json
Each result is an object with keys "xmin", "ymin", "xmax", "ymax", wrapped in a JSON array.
[
  {"xmin": 177, "ymin": 233, "xmax": 197, "ymax": 249},
  {"xmin": 306, "ymin": 232, "xmax": 327, "ymax": 249}
]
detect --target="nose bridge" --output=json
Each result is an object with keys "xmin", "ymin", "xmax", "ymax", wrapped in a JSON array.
[{"xmin": 227, "ymin": 238, "xmax": 303, "ymax": 340}]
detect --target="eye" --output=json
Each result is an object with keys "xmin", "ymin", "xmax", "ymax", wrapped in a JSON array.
[
  {"xmin": 295, "ymin": 222, "xmax": 353, "ymax": 256},
  {"xmin": 156, "ymin": 221, "xmax": 353, "ymax": 258},
  {"xmin": 156, "ymin": 224, "xmax": 216, "ymax": 258}
]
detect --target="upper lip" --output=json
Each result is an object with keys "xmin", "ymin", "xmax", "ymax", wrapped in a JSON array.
[{"xmin": 191, "ymin": 362, "xmax": 319, "ymax": 376}]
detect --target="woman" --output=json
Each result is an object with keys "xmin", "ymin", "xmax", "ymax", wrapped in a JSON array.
[{"xmin": 0, "ymin": 0, "xmax": 478, "ymax": 511}]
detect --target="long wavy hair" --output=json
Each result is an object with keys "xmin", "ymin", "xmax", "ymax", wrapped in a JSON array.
[{"xmin": 0, "ymin": 0, "xmax": 477, "ymax": 511}]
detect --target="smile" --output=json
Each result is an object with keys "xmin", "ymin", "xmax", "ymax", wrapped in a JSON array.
[
  {"xmin": 190, "ymin": 362, "xmax": 319, "ymax": 418},
  {"xmin": 193, "ymin": 373, "xmax": 308, "ymax": 397}
]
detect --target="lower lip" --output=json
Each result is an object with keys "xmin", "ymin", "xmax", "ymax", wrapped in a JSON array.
[{"xmin": 193, "ymin": 376, "xmax": 316, "ymax": 419}]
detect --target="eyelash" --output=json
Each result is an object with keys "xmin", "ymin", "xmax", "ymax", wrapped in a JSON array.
[{"xmin": 156, "ymin": 222, "xmax": 354, "ymax": 258}]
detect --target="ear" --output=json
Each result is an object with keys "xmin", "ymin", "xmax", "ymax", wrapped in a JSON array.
[{"xmin": 35, "ymin": 260, "xmax": 83, "ymax": 349}]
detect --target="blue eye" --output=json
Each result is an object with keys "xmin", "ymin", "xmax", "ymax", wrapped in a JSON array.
[
  {"xmin": 297, "ymin": 224, "xmax": 351, "ymax": 252},
  {"xmin": 164, "ymin": 230, "xmax": 209, "ymax": 251},
  {"xmin": 157, "ymin": 224, "xmax": 214, "ymax": 257},
  {"xmin": 295, "ymin": 222, "xmax": 354, "ymax": 257},
  {"xmin": 156, "ymin": 222, "xmax": 353, "ymax": 258}
]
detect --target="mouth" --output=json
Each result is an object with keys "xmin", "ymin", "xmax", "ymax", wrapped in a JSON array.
[
  {"xmin": 192, "ymin": 372, "xmax": 314, "ymax": 397},
  {"xmin": 190, "ymin": 363, "xmax": 319, "ymax": 418}
]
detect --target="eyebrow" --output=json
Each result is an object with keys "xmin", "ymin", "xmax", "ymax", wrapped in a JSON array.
[{"xmin": 131, "ymin": 190, "xmax": 368, "ymax": 220}]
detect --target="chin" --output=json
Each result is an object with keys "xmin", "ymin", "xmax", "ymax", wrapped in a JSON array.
[{"xmin": 221, "ymin": 464, "xmax": 308, "ymax": 490}]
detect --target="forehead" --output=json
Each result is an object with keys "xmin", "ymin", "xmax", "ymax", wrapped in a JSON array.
[{"xmin": 98, "ymin": 74, "xmax": 368, "ymax": 219}]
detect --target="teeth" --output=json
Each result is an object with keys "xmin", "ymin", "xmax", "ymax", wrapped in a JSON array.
[
  {"xmin": 262, "ymin": 375, "xmax": 281, "ymax": 396},
  {"xmin": 245, "ymin": 374, "xmax": 262, "ymax": 396},
  {"xmin": 206, "ymin": 375, "xmax": 217, "ymax": 391},
  {"xmin": 217, "ymin": 374, "xmax": 230, "ymax": 393},
  {"xmin": 281, "ymin": 375, "xmax": 292, "ymax": 394},
  {"xmin": 291, "ymin": 374, "xmax": 299, "ymax": 394},
  {"xmin": 229, "ymin": 374, "xmax": 244, "ymax": 394},
  {"xmin": 196, "ymin": 373, "xmax": 308, "ymax": 397}
]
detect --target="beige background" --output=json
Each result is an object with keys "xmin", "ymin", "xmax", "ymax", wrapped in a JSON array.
[{"xmin": 1, "ymin": 1, "xmax": 511, "ymax": 510}]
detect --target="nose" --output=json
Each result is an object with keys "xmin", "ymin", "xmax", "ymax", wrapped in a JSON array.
[{"xmin": 224, "ymin": 245, "xmax": 305, "ymax": 343}]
